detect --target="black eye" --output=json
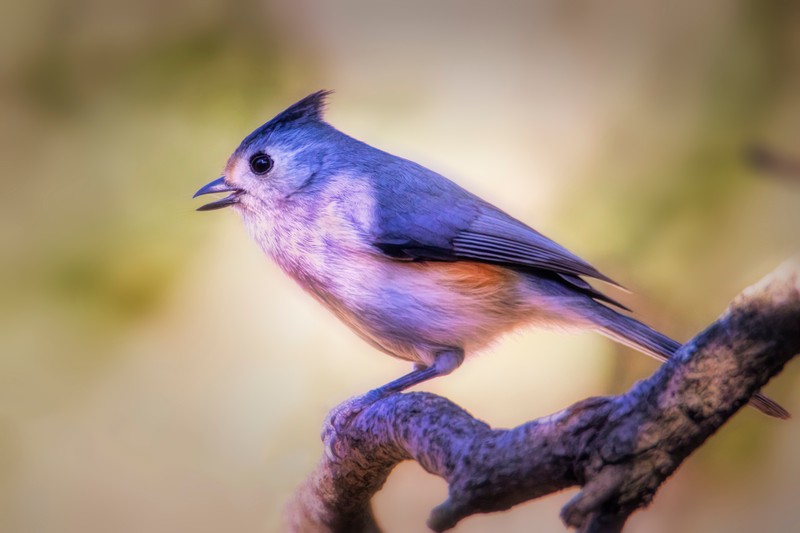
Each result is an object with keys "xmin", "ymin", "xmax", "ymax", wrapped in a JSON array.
[{"xmin": 249, "ymin": 153, "xmax": 273, "ymax": 175}]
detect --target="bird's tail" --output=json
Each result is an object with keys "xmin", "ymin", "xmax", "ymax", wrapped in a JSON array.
[{"xmin": 593, "ymin": 307, "xmax": 790, "ymax": 419}]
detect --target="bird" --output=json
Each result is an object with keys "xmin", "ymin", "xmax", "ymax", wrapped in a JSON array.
[{"xmin": 194, "ymin": 90, "xmax": 788, "ymax": 423}]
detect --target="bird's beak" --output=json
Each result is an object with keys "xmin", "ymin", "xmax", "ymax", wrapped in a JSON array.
[{"xmin": 193, "ymin": 177, "xmax": 244, "ymax": 211}]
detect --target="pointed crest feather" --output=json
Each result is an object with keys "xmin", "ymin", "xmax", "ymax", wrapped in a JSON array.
[
  {"xmin": 271, "ymin": 90, "xmax": 332, "ymax": 126},
  {"xmin": 236, "ymin": 90, "xmax": 333, "ymax": 153}
]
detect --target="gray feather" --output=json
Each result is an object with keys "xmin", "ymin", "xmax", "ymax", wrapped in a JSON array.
[{"xmin": 368, "ymin": 156, "xmax": 625, "ymax": 306}]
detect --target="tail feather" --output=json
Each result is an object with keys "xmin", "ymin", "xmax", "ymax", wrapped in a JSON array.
[{"xmin": 595, "ymin": 309, "xmax": 790, "ymax": 420}]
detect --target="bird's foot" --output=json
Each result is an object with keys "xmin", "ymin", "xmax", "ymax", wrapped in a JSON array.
[{"xmin": 322, "ymin": 388, "xmax": 385, "ymax": 461}]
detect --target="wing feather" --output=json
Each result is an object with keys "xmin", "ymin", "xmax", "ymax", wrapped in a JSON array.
[
  {"xmin": 451, "ymin": 209, "xmax": 623, "ymax": 287},
  {"xmin": 369, "ymin": 158, "xmax": 626, "ymax": 307}
]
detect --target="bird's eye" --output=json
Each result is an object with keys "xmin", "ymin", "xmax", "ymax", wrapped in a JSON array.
[{"xmin": 249, "ymin": 153, "xmax": 273, "ymax": 175}]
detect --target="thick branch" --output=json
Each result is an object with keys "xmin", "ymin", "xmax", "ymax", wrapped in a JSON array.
[{"xmin": 287, "ymin": 259, "xmax": 800, "ymax": 532}]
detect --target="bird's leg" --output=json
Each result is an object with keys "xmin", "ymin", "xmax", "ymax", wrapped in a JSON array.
[
  {"xmin": 322, "ymin": 349, "xmax": 463, "ymax": 460},
  {"xmin": 372, "ymin": 350, "xmax": 463, "ymax": 396}
]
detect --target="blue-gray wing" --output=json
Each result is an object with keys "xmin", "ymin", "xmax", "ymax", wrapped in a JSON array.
[{"xmin": 371, "ymin": 159, "xmax": 627, "ymax": 309}]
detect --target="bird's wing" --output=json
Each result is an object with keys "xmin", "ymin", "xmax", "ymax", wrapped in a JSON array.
[{"xmin": 371, "ymin": 162, "xmax": 627, "ymax": 309}]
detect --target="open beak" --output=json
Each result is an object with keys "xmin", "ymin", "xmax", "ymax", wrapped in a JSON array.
[{"xmin": 193, "ymin": 177, "xmax": 244, "ymax": 211}]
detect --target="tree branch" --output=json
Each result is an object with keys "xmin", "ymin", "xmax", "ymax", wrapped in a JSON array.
[{"xmin": 286, "ymin": 259, "xmax": 800, "ymax": 532}]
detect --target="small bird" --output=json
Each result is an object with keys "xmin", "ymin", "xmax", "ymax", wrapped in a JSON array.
[{"xmin": 195, "ymin": 90, "xmax": 787, "ymax": 420}]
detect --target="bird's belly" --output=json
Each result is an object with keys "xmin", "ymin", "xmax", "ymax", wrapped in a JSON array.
[{"xmin": 324, "ymin": 259, "xmax": 534, "ymax": 365}]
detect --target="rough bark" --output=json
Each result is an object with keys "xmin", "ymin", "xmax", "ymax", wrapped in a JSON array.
[{"xmin": 287, "ymin": 259, "xmax": 800, "ymax": 532}]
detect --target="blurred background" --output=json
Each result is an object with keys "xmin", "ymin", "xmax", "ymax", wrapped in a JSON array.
[{"xmin": 2, "ymin": 0, "xmax": 799, "ymax": 531}]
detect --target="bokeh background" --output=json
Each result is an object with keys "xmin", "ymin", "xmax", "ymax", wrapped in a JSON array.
[{"xmin": 2, "ymin": 0, "xmax": 800, "ymax": 531}]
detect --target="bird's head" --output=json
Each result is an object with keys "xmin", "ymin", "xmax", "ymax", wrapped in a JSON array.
[{"xmin": 194, "ymin": 90, "xmax": 336, "ymax": 213}]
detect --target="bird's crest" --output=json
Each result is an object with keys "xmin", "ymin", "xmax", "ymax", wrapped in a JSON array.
[
  {"xmin": 235, "ymin": 90, "xmax": 333, "ymax": 153},
  {"xmin": 270, "ymin": 90, "xmax": 332, "ymax": 127}
]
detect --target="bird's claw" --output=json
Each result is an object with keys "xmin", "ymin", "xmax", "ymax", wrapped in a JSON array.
[{"xmin": 322, "ymin": 389, "xmax": 384, "ymax": 461}]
